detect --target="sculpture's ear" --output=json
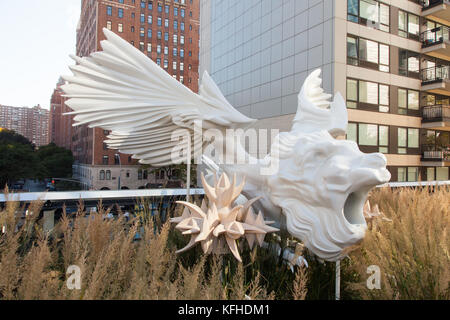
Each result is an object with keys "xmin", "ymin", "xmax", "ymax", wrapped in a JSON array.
[{"xmin": 291, "ymin": 69, "xmax": 348, "ymax": 138}]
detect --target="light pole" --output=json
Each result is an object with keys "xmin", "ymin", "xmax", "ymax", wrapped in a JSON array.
[{"xmin": 115, "ymin": 154, "xmax": 122, "ymax": 190}]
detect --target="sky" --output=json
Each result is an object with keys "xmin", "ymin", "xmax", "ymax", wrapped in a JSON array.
[{"xmin": 0, "ymin": 1, "xmax": 81, "ymax": 110}]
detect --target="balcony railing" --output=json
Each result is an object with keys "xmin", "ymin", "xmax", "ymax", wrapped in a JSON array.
[
  {"xmin": 422, "ymin": 144, "xmax": 450, "ymax": 161},
  {"xmin": 422, "ymin": 0, "xmax": 450, "ymax": 10},
  {"xmin": 421, "ymin": 26, "xmax": 450, "ymax": 47},
  {"xmin": 422, "ymin": 105, "xmax": 450, "ymax": 122},
  {"xmin": 421, "ymin": 65, "xmax": 450, "ymax": 83}
]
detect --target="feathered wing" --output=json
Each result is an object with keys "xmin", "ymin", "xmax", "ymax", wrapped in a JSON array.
[{"xmin": 61, "ymin": 28, "xmax": 254, "ymax": 166}]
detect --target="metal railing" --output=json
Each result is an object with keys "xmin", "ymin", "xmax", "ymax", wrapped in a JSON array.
[
  {"xmin": 421, "ymin": 144, "xmax": 450, "ymax": 161},
  {"xmin": 421, "ymin": 65, "xmax": 450, "ymax": 83},
  {"xmin": 422, "ymin": 105, "xmax": 450, "ymax": 122},
  {"xmin": 421, "ymin": 26, "xmax": 450, "ymax": 47},
  {"xmin": 422, "ymin": 0, "xmax": 450, "ymax": 9}
]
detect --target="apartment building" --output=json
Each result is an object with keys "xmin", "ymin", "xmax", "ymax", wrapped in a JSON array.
[
  {"xmin": 70, "ymin": 0, "xmax": 200, "ymax": 190},
  {"xmin": 0, "ymin": 104, "xmax": 49, "ymax": 147},
  {"xmin": 49, "ymin": 78, "xmax": 73, "ymax": 151},
  {"xmin": 199, "ymin": 0, "xmax": 450, "ymax": 182}
]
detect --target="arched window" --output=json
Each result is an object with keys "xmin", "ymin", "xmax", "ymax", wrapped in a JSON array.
[
  {"xmin": 100, "ymin": 170, "xmax": 105, "ymax": 180},
  {"xmin": 106, "ymin": 170, "xmax": 111, "ymax": 180},
  {"xmin": 143, "ymin": 170, "xmax": 148, "ymax": 179}
]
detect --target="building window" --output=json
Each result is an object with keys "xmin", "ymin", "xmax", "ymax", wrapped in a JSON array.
[
  {"xmin": 148, "ymin": 15, "xmax": 152, "ymax": 24},
  {"xmin": 173, "ymin": 48, "xmax": 177, "ymax": 56},
  {"xmin": 141, "ymin": 0, "xmax": 145, "ymax": 8},
  {"xmin": 107, "ymin": 21, "xmax": 112, "ymax": 30},
  {"xmin": 148, "ymin": 29, "xmax": 152, "ymax": 38},
  {"xmin": 173, "ymin": 61, "xmax": 177, "ymax": 70},
  {"xmin": 158, "ymin": 4, "xmax": 162, "ymax": 12},
  {"xmin": 398, "ymin": 88, "xmax": 419, "ymax": 115},
  {"xmin": 165, "ymin": 5, "xmax": 169, "ymax": 14},
  {"xmin": 100, "ymin": 170, "xmax": 105, "ymax": 180},
  {"xmin": 399, "ymin": 49, "xmax": 420, "ymax": 78},
  {"xmin": 347, "ymin": 35, "xmax": 389, "ymax": 72},
  {"xmin": 180, "ymin": 49, "xmax": 184, "ymax": 58},
  {"xmin": 398, "ymin": 127, "xmax": 419, "ymax": 154},
  {"xmin": 157, "ymin": 17, "xmax": 162, "ymax": 26},
  {"xmin": 131, "ymin": 26, "xmax": 135, "ymax": 32},
  {"xmin": 181, "ymin": 8, "xmax": 185, "ymax": 18},
  {"xmin": 398, "ymin": 10, "xmax": 420, "ymax": 41},
  {"xmin": 347, "ymin": 122, "xmax": 389, "ymax": 153},
  {"xmin": 164, "ymin": 46, "xmax": 168, "ymax": 55},
  {"xmin": 346, "ymin": 78, "xmax": 389, "ymax": 112},
  {"xmin": 164, "ymin": 59, "xmax": 168, "ymax": 69},
  {"xmin": 180, "ymin": 62, "xmax": 184, "ymax": 71},
  {"xmin": 181, "ymin": 22, "xmax": 185, "ymax": 31},
  {"xmin": 140, "ymin": 13, "xmax": 145, "ymax": 23},
  {"xmin": 180, "ymin": 35, "xmax": 185, "ymax": 44},
  {"xmin": 180, "ymin": 76, "xmax": 184, "ymax": 84},
  {"xmin": 118, "ymin": 23, "xmax": 123, "ymax": 33},
  {"xmin": 173, "ymin": 34, "xmax": 178, "ymax": 44},
  {"xmin": 347, "ymin": 0, "xmax": 389, "ymax": 32},
  {"xmin": 107, "ymin": 6, "xmax": 112, "ymax": 16},
  {"xmin": 174, "ymin": 20, "xmax": 178, "ymax": 30},
  {"xmin": 138, "ymin": 169, "xmax": 143, "ymax": 180},
  {"xmin": 157, "ymin": 31, "xmax": 162, "ymax": 39},
  {"xmin": 164, "ymin": 32, "xmax": 169, "ymax": 41},
  {"xmin": 118, "ymin": 8, "xmax": 124, "ymax": 18},
  {"xmin": 143, "ymin": 170, "xmax": 148, "ymax": 179},
  {"xmin": 106, "ymin": 170, "xmax": 111, "ymax": 180},
  {"xmin": 118, "ymin": 0, "xmax": 124, "ymax": 3},
  {"xmin": 157, "ymin": 44, "xmax": 161, "ymax": 53},
  {"xmin": 140, "ymin": 27, "xmax": 145, "ymax": 37},
  {"xmin": 115, "ymin": 155, "xmax": 120, "ymax": 165},
  {"xmin": 148, "ymin": 1, "xmax": 153, "ymax": 10},
  {"xmin": 174, "ymin": 7, "xmax": 178, "ymax": 16},
  {"xmin": 140, "ymin": 41, "xmax": 145, "ymax": 51},
  {"xmin": 147, "ymin": 43, "xmax": 152, "ymax": 52},
  {"xmin": 165, "ymin": 18, "xmax": 169, "ymax": 28},
  {"xmin": 157, "ymin": 58, "xmax": 161, "ymax": 66},
  {"xmin": 103, "ymin": 156, "xmax": 109, "ymax": 165}
]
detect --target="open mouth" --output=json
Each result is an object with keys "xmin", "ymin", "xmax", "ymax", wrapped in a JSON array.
[{"xmin": 343, "ymin": 188, "xmax": 370, "ymax": 226}]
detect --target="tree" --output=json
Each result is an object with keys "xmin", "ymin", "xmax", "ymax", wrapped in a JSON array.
[
  {"xmin": 0, "ymin": 129, "xmax": 37, "ymax": 187},
  {"xmin": 35, "ymin": 143, "xmax": 74, "ymax": 179}
]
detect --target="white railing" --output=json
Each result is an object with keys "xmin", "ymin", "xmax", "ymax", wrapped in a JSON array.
[{"xmin": 1, "ymin": 182, "xmax": 449, "ymax": 203}]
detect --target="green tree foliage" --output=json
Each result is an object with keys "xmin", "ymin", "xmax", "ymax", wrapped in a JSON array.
[
  {"xmin": 35, "ymin": 143, "xmax": 74, "ymax": 179},
  {"xmin": 0, "ymin": 129, "xmax": 74, "ymax": 188}
]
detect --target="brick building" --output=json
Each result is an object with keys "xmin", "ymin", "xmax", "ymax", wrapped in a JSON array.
[
  {"xmin": 0, "ymin": 104, "xmax": 49, "ymax": 147},
  {"xmin": 49, "ymin": 78, "xmax": 73, "ymax": 151},
  {"xmin": 70, "ymin": 0, "xmax": 199, "ymax": 190}
]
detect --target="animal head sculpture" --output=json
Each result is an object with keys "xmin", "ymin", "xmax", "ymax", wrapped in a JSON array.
[
  {"xmin": 264, "ymin": 72, "xmax": 391, "ymax": 261},
  {"xmin": 61, "ymin": 29, "xmax": 391, "ymax": 262}
]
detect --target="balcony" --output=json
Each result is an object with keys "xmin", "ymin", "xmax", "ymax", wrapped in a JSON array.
[
  {"xmin": 421, "ymin": 65, "xmax": 450, "ymax": 95},
  {"xmin": 422, "ymin": 105, "xmax": 450, "ymax": 129},
  {"xmin": 421, "ymin": 26, "xmax": 450, "ymax": 58},
  {"xmin": 421, "ymin": 145, "xmax": 450, "ymax": 165},
  {"xmin": 422, "ymin": 0, "xmax": 450, "ymax": 21}
]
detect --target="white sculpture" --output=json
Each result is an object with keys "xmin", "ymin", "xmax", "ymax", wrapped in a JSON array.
[
  {"xmin": 62, "ymin": 28, "xmax": 391, "ymax": 261},
  {"xmin": 171, "ymin": 172, "xmax": 278, "ymax": 262}
]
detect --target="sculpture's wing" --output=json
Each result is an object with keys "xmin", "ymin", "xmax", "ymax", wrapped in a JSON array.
[
  {"xmin": 61, "ymin": 28, "xmax": 254, "ymax": 166},
  {"xmin": 291, "ymin": 69, "xmax": 348, "ymax": 137}
]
